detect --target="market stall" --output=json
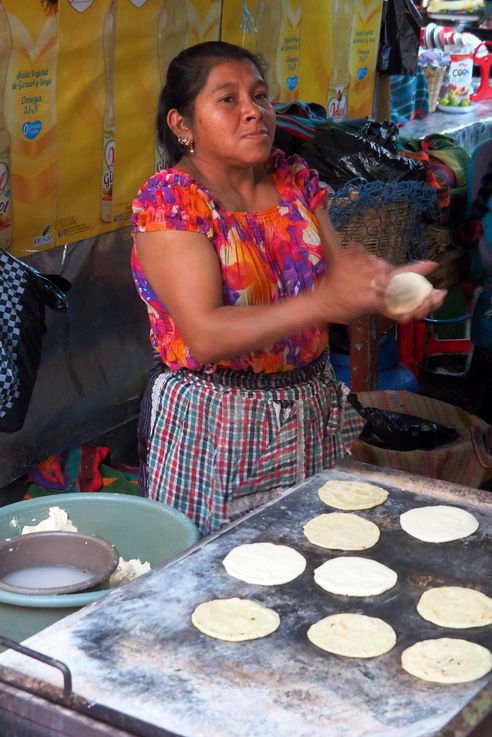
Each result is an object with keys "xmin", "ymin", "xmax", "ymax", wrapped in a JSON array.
[
  {"xmin": 0, "ymin": 461, "xmax": 491, "ymax": 737},
  {"xmin": 0, "ymin": 2, "xmax": 491, "ymax": 735}
]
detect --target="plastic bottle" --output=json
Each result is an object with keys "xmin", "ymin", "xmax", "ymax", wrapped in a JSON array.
[
  {"xmin": 155, "ymin": 0, "xmax": 188, "ymax": 172},
  {"xmin": 327, "ymin": 0, "xmax": 353, "ymax": 121},
  {"xmin": 101, "ymin": 0, "xmax": 116, "ymax": 223},
  {"xmin": 0, "ymin": 2, "xmax": 12, "ymax": 249}
]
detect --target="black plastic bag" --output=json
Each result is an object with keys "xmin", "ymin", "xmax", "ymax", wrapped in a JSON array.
[
  {"xmin": 378, "ymin": 0, "xmax": 422, "ymax": 76},
  {"xmin": 0, "ymin": 249, "xmax": 70, "ymax": 434},
  {"xmin": 358, "ymin": 406, "xmax": 459, "ymax": 451},
  {"xmin": 301, "ymin": 122, "xmax": 425, "ymax": 190}
]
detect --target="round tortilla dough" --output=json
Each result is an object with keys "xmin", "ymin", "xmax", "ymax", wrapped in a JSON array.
[
  {"xmin": 191, "ymin": 598, "xmax": 280, "ymax": 641},
  {"xmin": 400, "ymin": 505, "xmax": 479, "ymax": 543},
  {"xmin": 303, "ymin": 512, "xmax": 380, "ymax": 551},
  {"xmin": 307, "ymin": 613, "xmax": 397, "ymax": 658},
  {"xmin": 223, "ymin": 542, "xmax": 306, "ymax": 585},
  {"xmin": 417, "ymin": 586, "xmax": 492, "ymax": 629},
  {"xmin": 317, "ymin": 480, "xmax": 389, "ymax": 511},
  {"xmin": 314, "ymin": 556, "xmax": 397, "ymax": 596},
  {"xmin": 401, "ymin": 638, "xmax": 492, "ymax": 684},
  {"xmin": 384, "ymin": 272, "xmax": 433, "ymax": 314}
]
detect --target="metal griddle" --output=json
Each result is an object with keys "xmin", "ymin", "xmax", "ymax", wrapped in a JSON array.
[{"xmin": 0, "ymin": 460, "xmax": 492, "ymax": 737}]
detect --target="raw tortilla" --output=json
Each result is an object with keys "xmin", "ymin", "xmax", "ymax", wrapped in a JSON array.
[
  {"xmin": 314, "ymin": 556, "xmax": 397, "ymax": 596},
  {"xmin": 303, "ymin": 512, "xmax": 380, "ymax": 550},
  {"xmin": 307, "ymin": 612, "xmax": 397, "ymax": 658},
  {"xmin": 384, "ymin": 272, "xmax": 433, "ymax": 314},
  {"xmin": 400, "ymin": 505, "xmax": 479, "ymax": 543},
  {"xmin": 223, "ymin": 542, "xmax": 306, "ymax": 585},
  {"xmin": 401, "ymin": 638, "xmax": 492, "ymax": 684},
  {"xmin": 318, "ymin": 480, "xmax": 389, "ymax": 511},
  {"xmin": 417, "ymin": 586, "xmax": 492, "ymax": 629},
  {"xmin": 191, "ymin": 597, "xmax": 280, "ymax": 641}
]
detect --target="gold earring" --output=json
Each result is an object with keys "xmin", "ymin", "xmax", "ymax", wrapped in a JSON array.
[{"xmin": 177, "ymin": 136, "xmax": 195, "ymax": 154}]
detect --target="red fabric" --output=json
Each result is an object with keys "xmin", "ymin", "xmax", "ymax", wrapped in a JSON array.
[{"xmin": 458, "ymin": 218, "xmax": 483, "ymax": 244}]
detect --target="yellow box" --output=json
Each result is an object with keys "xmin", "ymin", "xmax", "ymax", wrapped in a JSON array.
[
  {"xmin": 1, "ymin": 0, "xmax": 58, "ymax": 256},
  {"xmin": 221, "ymin": 0, "xmax": 382, "ymax": 120},
  {"xmin": 348, "ymin": 0, "xmax": 384, "ymax": 120},
  {"xmin": 55, "ymin": 0, "xmax": 117, "ymax": 245},
  {"xmin": 112, "ymin": 0, "xmax": 222, "ymax": 225}
]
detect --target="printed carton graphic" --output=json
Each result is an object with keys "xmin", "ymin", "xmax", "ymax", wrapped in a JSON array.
[
  {"xmin": 0, "ymin": 0, "xmax": 381, "ymax": 255},
  {"xmin": 2, "ymin": 0, "xmax": 58, "ymax": 256},
  {"xmin": 222, "ymin": 0, "xmax": 382, "ymax": 120}
]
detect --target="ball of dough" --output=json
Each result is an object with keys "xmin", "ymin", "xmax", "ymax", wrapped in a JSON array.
[{"xmin": 384, "ymin": 272, "xmax": 433, "ymax": 314}]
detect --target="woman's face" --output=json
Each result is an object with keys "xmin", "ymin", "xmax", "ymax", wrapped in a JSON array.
[{"xmin": 188, "ymin": 58, "xmax": 276, "ymax": 166}]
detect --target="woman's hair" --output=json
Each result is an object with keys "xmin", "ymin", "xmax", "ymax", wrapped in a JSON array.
[{"xmin": 157, "ymin": 41, "xmax": 267, "ymax": 165}]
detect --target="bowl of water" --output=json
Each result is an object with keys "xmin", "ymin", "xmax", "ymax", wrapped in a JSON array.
[
  {"xmin": 0, "ymin": 531, "xmax": 120, "ymax": 596},
  {"xmin": 0, "ymin": 493, "xmax": 200, "ymax": 644}
]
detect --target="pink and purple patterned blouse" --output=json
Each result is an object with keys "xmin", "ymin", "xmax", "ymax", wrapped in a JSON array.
[{"xmin": 131, "ymin": 149, "xmax": 329, "ymax": 374}]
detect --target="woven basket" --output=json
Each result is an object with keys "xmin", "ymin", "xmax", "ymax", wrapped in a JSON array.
[
  {"xmin": 331, "ymin": 192, "xmax": 412, "ymax": 265},
  {"xmin": 423, "ymin": 224, "xmax": 467, "ymax": 289},
  {"xmin": 423, "ymin": 66, "xmax": 446, "ymax": 112},
  {"xmin": 423, "ymin": 223, "xmax": 454, "ymax": 262}
]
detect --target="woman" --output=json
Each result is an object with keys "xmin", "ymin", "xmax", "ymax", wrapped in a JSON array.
[
  {"xmin": 131, "ymin": 41, "xmax": 444, "ymax": 535},
  {"xmin": 459, "ymin": 141, "xmax": 492, "ymax": 423}
]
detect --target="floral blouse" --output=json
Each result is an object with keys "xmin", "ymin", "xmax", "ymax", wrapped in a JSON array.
[{"xmin": 131, "ymin": 149, "xmax": 329, "ymax": 373}]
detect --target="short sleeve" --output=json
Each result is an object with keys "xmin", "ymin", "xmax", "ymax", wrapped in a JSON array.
[
  {"xmin": 286, "ymin": 153, "xmax": 330, "ymax": 211},
  {"xmin": 131, "ymin": 170, "xmax": 214, "ymax": 238}
]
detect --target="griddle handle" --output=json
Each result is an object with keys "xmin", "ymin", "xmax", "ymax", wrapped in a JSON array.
[{"xmin": 0, "ymin": 635, "xmax": 73, "ymax": 700}]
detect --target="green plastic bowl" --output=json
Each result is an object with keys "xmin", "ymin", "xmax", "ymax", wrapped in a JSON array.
[{"xmin": 0, "ymin": 493, "xmax": 200, "ymax": 644}]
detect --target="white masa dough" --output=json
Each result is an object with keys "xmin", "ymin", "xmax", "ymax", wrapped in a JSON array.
[
  {"xmin": 109, "ymin": 557, "xmax": 151, "ymax": 587},
  {"xmin": 303, "ymin": 512, "xmax": 380, "ymax": 550},
  {"xmin": 223, "ymin": 542, "xmax": 306, "ymax": 585},
  {"xmin": 384, "ymin": 272, "xmax": 433, "ymax": 314},
  {"xmin": 400, "ymin": 505, "xmax": 479, "ymax": 543},
  {"xmin": 401, "ymin": 638, "xmax": 492, "ymax": 684},
  {"xmin": 307, "ymin": 612, "xmax": 397, "ymax": 658},
  {"xmin": 318, "ymin": 480, "xmax": 389, "ymax": 511},
  {"xmin": 191, "ymin": 597, "xmax": 280, "ymax": 641},
  {"xmin": 417, "ymin": 586, "xmax": 492, "ymax": 629},
  {"xmin": 21, "ymin": 506, "xmax": 77, "ymax": 534},
  {"xmin": 314, "ymin": 556, "xmax": 397, "ymax": 596}
]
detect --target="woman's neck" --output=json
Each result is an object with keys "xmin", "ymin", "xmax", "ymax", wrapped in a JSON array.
[{"xmin": 176, "ymin": 155, "xmax": 277, "ymax": 212}]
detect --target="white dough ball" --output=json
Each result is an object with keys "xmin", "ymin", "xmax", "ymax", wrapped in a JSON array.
[{"xmin": 384, "ymin": 272, "xmax": 433, "ymax": 314}]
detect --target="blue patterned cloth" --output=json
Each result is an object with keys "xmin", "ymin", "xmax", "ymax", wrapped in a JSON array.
[{"xmin": 390, "ymin": 67, "xmax": 429, "ymax": 124}]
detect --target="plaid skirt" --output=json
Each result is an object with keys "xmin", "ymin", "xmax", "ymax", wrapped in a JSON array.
[{"xmin": 138, "ymin": 351, "xmax": 364, "ymax": 535}]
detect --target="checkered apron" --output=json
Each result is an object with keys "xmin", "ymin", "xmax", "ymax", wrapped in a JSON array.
[
  {"xmin": 139, "ymin": 351, "xmax": 364, "ymax": 535},
  {"xmin": 0, "ymin": 248, "xmax": 68, "ymax": 433},
  {"xmin": 0, "ymin": 252, "xmax": 25, "ymax": 426}
]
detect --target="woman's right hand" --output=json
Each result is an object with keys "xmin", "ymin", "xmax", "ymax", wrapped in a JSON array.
[{"xmin": 313, "ymin": 241, "xmax": 395, "ymax": 324}]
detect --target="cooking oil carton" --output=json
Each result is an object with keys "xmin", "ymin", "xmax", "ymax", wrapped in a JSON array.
[
  {"xmin": 111, "ymin": 0, "xmax": 162, "ymax": 225},
  {"xmin": 1, "ymin": 0, "xmax": 58, "ymax": 256},
  {"xmin": 0, "ymin": 2, "xmax": 13, "ymax": 250},
  {"xmin": 153, "ymin": 0, "xmax": 221, "ymax": 171},
  {"xmin": 55, "ymin": 0, "xmax": 117, "ymax": 246},
  {"xmin": 112, "ymin": 0, "xmax": 221, "ymax": 223},
  {"xmin": 347, "ymin": 0, "xmax": 384, "ymax": 119},
  {"xmin": 299, "ymin": 0, "xmax": 334, "ymax": 110},
  {"xmin": 222, "ymin": 0, "xmax": 382, "ymax": 118},
  {"xmin": 221, "ymin": 0, "xmax": 298, "ymax": 103}
]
